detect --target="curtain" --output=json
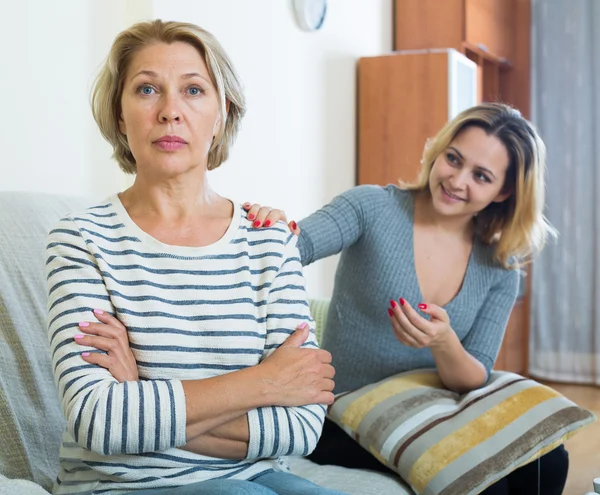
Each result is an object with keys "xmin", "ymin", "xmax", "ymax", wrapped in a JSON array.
[{"xmin": 529, "ymin": 0, "xmax": 600, "ymax": 384}]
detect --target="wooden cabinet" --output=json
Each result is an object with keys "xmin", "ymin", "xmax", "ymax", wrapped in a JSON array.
[
  {"xmin": 393, "ymin": 0, "xmax": 531, "ymax": 117},
  {"xmin": 395, "ymin": 0, "xmax": 519, "ymax": 61},
  {"xmin": 357, "ymin": 0, "xmax": 532, "ymax": 375},
  {"xmin": 358, "ymin": 50, "xmax": 477, "ymax": 187},
  {"xmin": 495, "ymin": 299, "xmax": 528, "ymax": 374}
]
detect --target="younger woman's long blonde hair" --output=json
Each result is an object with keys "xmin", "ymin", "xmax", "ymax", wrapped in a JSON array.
[{"xmin": 404, "ymin": 102, "xmax": 556, "ymax": 268}]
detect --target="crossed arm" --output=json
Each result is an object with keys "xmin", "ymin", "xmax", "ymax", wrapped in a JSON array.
[{"xmin": 47, "ymin": 218, "xmax": 334, "ymax": 459}]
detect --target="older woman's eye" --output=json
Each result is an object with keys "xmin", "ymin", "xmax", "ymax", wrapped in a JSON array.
[
  {"xmin": 187, "ymin": 86, "xmax": 204, "ymax": 96},
  {"xmin": 136, "ymin": 84, "xmax": 156, "ymax": 95}
]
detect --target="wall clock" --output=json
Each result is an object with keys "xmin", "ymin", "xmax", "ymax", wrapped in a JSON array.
[{"xmin": 292, "ymin": 0, "xmax": 327, "ymax": 32}]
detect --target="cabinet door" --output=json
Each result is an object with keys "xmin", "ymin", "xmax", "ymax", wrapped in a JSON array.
[
  {"xmin": 358, "ymin": 51, "xmax": 476, "ymax": 186},
  {"xmin": 358, "ymin": 52, "xmax": 450, "ymax": 186},
  {"xmin": 465, "ymin": 0, "xmax": 513, "ymax": 60},
  {"xmin": 394, "ymin": 0, "xmax": 465, "ymax": 52}
]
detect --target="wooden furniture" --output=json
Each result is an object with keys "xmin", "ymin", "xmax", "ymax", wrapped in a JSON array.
[{"xmin": 357, "ymin": 0, "xmax": 532, "ymax": 374}]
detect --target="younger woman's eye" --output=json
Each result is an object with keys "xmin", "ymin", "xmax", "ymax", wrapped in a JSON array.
[
  {"xmin": 446, "ymin": 153, "xmax": 459, "ymax": 165},
  {"xmin": 475, "ymin": 171, "xmax": 492, "ymax": 183}
]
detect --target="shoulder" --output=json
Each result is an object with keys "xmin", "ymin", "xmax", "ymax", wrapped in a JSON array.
[
  {"xmin": 237, "ymin": 209, "xmax": 297, "ymax": 257},
  {"xmin": 473, "ymin": 242, "xmax": 520, "ymax": 290},
  {"xmin": 337, "ymin": 184, "xmax": 402, "ymax": 205},
  {"xmin": 47, "ymin": 198, "xmax": 117, "ymax": 242},
  {"xmin": 53, "ymin": 197, "xmax": 119, "ymax": 229},
  {"xmin": 334, "ymin": 184, "xmax": 412, "ymax": 217}
]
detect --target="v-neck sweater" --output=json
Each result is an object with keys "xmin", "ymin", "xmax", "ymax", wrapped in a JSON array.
[{"xmin": 297, "ymin": 185, "xmax": 519, "ymax": 393}]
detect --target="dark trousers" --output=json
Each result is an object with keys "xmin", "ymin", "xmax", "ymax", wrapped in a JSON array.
[{"xmin": 308, "ymin": 419, "xmax": 569, "ymax": 495}]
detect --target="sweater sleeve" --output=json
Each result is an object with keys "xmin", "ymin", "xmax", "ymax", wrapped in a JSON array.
[
  {"xmin": 461, "ymin": 268, "xmax": 520, "ymax": 378},
  {"xmin": 297, "ymin": 185, "xmax": 386, "ymax": 266},
  {"xmin": 245, "ymin": 233, "xmax": 326, "ymax": 459},
  {"xmin": 46, "ymin": 217, "xmax": 187, "ymax": 455}
]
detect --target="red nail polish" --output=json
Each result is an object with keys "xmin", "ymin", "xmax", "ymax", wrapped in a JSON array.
[
  {"xmin": 399, "ymin": 298, "xmax": 406, "ymax": 306},
  {"xmin": 253, "ymin": 220, "xmax": 261, "ymax": 227},
  {"xmin": 248, "ymin": 214, "xmax": 255, "ymax": 220},
  {"xmin": 390, "ymin": 300, "xmax": 397, "ymax": 308},
  {"xmin": 418, "ymin": 303, "xmax": 427, "ymax": 310},
  {"xmin": 387, "ymin": 308, "xmax": 394, "ymax": 317},
  {"xmin": 291, "ymin": 221, "xmax": 297, "ymax": 230},
  {"xmin": 264, "ymin": 220, "xmax": 271, "ymax": 227}
]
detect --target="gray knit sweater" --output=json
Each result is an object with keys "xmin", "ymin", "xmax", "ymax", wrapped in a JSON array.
[{"xmin": 297, "ymin": 185, "xmax": 519, "ymax": 393}]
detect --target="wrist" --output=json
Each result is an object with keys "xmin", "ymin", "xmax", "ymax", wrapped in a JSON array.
[
  {"xmin": 429, "ymin": 327, "xmax": 458, "ymax": 352},
  {"xmin": 245, "ymin": 363, "xmax": 279, "ymax": 406}
]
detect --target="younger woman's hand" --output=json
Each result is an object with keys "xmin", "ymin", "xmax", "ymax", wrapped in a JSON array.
[
  {"xmin": 242, "ymin": 203, "xmax": 300, "ymax": 235},
  {"xmin": 74, "ymin": 309, "xmax": 139, "ymax": 382},
  {"xmin": 388, "ymin": 299, "xmax": 453, "ymax": 349}
]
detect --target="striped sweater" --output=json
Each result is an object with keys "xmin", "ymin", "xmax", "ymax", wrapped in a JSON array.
[{"xmin": 45, "ymin": 195, "xmax": 325, "ymax": 494}]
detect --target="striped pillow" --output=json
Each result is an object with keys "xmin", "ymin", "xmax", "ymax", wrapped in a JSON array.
[{"xmin": 328, "ymin": 369, "xmax": 596, "ymax": 495}]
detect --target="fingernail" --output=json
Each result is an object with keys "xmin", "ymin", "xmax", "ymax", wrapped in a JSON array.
[
  {"xmin": 387, "ymin": 308, "xmax": 394, "ymax": 317},
  {"xmin": 253, "ymin": 220, "xmax": 261, "ymax": 227},
  {"xmin": 418, "ymin": 303, "xmax": 427, "ymax": 310},
  {"xmin": 390, "ymin": 300, "xmax": 397, "ymax": 308},
  {"xmin": 74, "ymin": 334, "xmax": 85, "ymax": 339},
  {"xmin": 81, "ymin": 352, "xmax": 91, "ymax": 357},
  {"xmin": 399, "ymin": 298, "xmax": 406, "ymax": 306},
  {"xmin": 243, "ymin": 203, "xmax": 250, "ymax": 208},
  {"xmin": 79, "ymin": 321, "xmax": 90, "ymax": 327},
  {"xmin": 93, "ymin": 309, "xmax": 104, "ymax": 315},
  {"xmin": 299, "ymin": 322, "xmax": 308, "ymax": 329},
  {"xmin": 291, "ymin": 221, "xmax": 297, "ymax": 230},
  {"xmin": 248, "ymin": 214, "xmax": 255, "ymax": 220},
  {"xmin": 264, "ymin": 220, "xmax": 271, "ymax": 227}
]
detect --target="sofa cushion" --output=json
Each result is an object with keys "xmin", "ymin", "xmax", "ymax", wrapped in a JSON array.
[
  {"xmin": 327, "ymin": 369, "xmax": 596, "ymax": 495},
  {"xmin": 308, "ymin": 298, "xmax": 329, "ymax": 345},
  {"xmin": 0, "ymin": 192, "xmax": 89, "ymax": 491},
  {"xmin": 286, "ymin": 456, "xmax": 413, "ymax": 495}
]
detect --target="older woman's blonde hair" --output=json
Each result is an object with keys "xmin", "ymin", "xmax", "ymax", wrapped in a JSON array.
[
  {"xmin": 404, "ymin": 102, "xmax": 556, "ymax": 268},
  {"xmin": 91, "ymin": 19, "xmax": 246, "ymax": 173}
]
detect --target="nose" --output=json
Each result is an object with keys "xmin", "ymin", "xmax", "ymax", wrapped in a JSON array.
[
  {"xmin": 448, "ymin": 170, "xmax": 468, "ymax": 190},
  {"xmin": 158, "ymin": 93, "xmax": 181, "ymax": 123}
]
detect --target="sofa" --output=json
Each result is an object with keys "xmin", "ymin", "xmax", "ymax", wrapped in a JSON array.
[{"xmin": 0, "ymin": 191, "xmax": 412, "ymax": 495}]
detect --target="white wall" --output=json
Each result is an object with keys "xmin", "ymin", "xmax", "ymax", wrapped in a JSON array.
[
  {"xmin": 0, "ymin": 0, "xmax": 392, "ymax": 298},
  {"xmin": 0, "ymin": 1, "xmax": 142, "ymax": 197}
]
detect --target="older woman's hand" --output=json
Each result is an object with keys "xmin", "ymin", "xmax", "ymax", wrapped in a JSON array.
[
  {"xmin": 74, "ymin": 309, "xmax": 139, "ymax": 382},
  {"xmin": 259, "ymin": 323, "xmax": 336, "ymax": 406},
  {"xmin": 242, "ymin": 203, "xmax": 300, "ymax": 234}
]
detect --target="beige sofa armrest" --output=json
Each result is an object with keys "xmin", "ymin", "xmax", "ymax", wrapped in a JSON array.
[{"xmin": 0, "ymin": 475, "xmax": 51, "ymax": 495}]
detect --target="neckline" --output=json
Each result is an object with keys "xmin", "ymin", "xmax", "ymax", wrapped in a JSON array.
[
  {"xmin": 407, "ymin": 191, "xmax": 476, "ymax": 309},
  {"xmin": 109, "ymin": 193, "xmax": 241, "ymax": 257}
]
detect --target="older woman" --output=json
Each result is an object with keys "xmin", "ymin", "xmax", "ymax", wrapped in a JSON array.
[{"xmin": 46, "ymin": 20, "xmax": 341, "ymax": 495}]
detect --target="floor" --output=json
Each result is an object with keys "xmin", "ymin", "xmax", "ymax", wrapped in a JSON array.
[{"xmin": 542, "ymin": 382, "xmax": 600, "ymax": 495}]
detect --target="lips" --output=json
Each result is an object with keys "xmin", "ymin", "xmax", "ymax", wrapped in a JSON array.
[
  {"xmin": 153, "ymin": 135, "xmax": 188, "ymax": 152},
  {"xmin": 441, "ymin": 184, "xmax": 466, "ymax": 202},
  {"xmin": 154, "ymin": 135, "xmax": 187, "ymax": 144}
]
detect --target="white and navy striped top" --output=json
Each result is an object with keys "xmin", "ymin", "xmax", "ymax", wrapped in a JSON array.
[{"xmin": 46, "ymin": 195, "xmax": 325, "ymax": 494}]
